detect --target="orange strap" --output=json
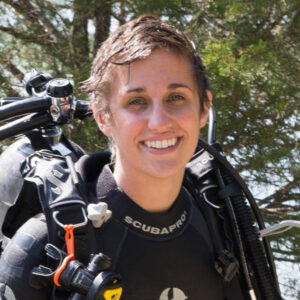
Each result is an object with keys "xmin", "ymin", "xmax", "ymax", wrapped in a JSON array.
[
  {"xmin": 64, "ymin": 224, "xmax": 75, "ymax": 257},
  {"xmin": 53, "ymin": 225, "xmax": 75, "ymax": 287}
]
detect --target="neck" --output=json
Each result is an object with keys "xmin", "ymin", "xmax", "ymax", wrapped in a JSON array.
[{"xmin": 113, "ymin": 165, "xmax": 184, "ymax": 213}]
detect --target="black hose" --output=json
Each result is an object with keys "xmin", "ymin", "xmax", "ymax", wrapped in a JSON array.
[
  {"xmin": 197, "ymin": 139, "xmax": 281, "ymax": 299},
  {"xmin": 197, "ymin": 139, "xmax": 279, "ymax": 288},
  {"xmin": 0, "ymin": 113, "xmax": 51, "ymax": 141},
  {"xmin": 0, "ymin": 97, "xmax": 24, "ymax": 105},
  {"xmin": 214, "ymin": 169, "xmax": 254, "ymax": 294},
  {"xmin": 0, "ymin": 97, "xmax": 51, "ymax": 122},
  {"xmin": 220, "ymin": 165, "xmax": 282, "ymax": 300}
]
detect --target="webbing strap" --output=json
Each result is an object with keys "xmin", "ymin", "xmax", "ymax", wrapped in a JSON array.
[
  {"xmin": 185, "ymin": 147, "xmax": 239, "ymax": 282},
  {"xmin": 218, "ymin": 182, "xmax": 243, "ymax": 199},
  {"xmin": 22, "ymin": 150, "xmax": 96, "ymax": 258}
]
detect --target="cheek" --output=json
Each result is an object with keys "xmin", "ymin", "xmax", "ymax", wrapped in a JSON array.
[
  {"xmin": 180, "ymin": 109, "xmax": 201, "ymax": 145},
  {"xmin": 109, "ymin": 112, "xmax": 146, "ymax": 143},
  {"xmin": 174, "ymin": 105, "xmax": 201, "ymax": 129}
]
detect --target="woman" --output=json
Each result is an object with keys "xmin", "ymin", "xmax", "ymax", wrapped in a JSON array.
[
  {"xmin": 82, "ymin": 15, "xmax": 244, "ymax": 299},
  {"xmin": 0, "ymin": 15, "xmax": 245, "ymax": 300}
]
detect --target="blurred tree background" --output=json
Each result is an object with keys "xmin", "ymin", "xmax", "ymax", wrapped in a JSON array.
[{"xmin": 0, "ymin": 0, "xmax": 299, "ymax": 298}]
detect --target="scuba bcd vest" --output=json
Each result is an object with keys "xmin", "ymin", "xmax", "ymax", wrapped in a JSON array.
[
  {"xmin": 1, "ymin": 141, "xmax": 241, "ymax": 289},
  {"xmin": 0, "ymin": 138, "xmax": 282, "ymax": 300}
]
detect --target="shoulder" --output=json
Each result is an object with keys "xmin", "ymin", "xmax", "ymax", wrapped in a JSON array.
[
  {"xmin": 75, "ymin": 151, "xmax": 111, "ymax": 182},
  {"xmin": 0, "ymin": 215, "xmax": 50, "ymax": 300}
]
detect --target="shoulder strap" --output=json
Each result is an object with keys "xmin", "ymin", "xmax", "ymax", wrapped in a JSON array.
[
  {"xmin": 21, "ymin": 150, "xmax": 99, "ymax": 263},
  {"xmin": 185, "ymin": 147, "xmax": 239, "ymax": 282}
]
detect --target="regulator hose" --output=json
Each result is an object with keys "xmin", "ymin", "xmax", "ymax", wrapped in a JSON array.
[
  {"xmin": 197, "ymin": 139, "xmax": 282, "ymax": 300},
  {"xmin": 0, "ymin": 112, "xmax": 51, "ymax": 141},
  {"xmin": 219, "ymin": 164, "xmax": 282, "ymax": 300},
  {"xmin": 0, "ymin": 97, "xmax": 51, "ymax": 122}
]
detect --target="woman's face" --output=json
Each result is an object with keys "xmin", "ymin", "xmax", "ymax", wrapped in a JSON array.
[{"xmin": 96, "ymin": 49, "xmax": 208, "ymax": 180}]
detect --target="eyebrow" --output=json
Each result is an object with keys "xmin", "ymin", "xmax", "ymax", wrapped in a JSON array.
[
  {"xmin": 168, "ymin": 83, "xmax": 193, "ymax": 92},
  {"xmin": 126, "ymin": 83, "xmax": 193, "ymax": 94}
]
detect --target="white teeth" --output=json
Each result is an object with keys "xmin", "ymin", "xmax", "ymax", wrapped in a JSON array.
[
  {"xmin": 168, "ymin": 138, "xmax": 176, "ymax": 146},
  {"xmin": 144, "ymin": 138, "xmax": 177, "ymax": 149}
]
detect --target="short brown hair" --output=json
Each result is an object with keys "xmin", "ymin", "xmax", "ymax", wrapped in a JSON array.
[{"xmin": 83, "ymin": 15, "xmax": 210, "ymax": 114}]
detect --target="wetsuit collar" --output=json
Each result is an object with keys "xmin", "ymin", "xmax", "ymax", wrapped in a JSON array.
[{"xmin": 96, "ymin": 165, "xmax": 192, "ymax": 239}]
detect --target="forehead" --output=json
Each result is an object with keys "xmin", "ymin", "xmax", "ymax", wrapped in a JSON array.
[{"xmin": 111, "ymin": 49, "xmax": 195, "ymax": 94}]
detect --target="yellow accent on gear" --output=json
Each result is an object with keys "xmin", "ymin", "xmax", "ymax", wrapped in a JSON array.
[{"xmin": 103, "ymin": 287, "xmax": 123, "ymax": 300}]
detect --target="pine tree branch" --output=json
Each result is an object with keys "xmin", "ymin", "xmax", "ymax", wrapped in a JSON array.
[
  {"xmin": 43, "ymin": 0, "xmax": 71, "ymax": 10},
  {"xmin": 32, "ymin": 0, "xmax": 67, "ymax": 41},
  {"xmin": 273, "ymin": 256, "xmax": 300, "ymax": 263},
  {"xmin": 2, "ymin": 0, "xmax": 40, "ymax": 25},
  {"xmin": 2, "ymin": 0, "xmax": 66, "ymax": 42},
  {"xmin": 4, "ymin": 61, "xmax": 24, "ymax": 82},
  {"xmin": 259, "ymin": 177, "xmax": 299, "ymax": 206},
  {"xmin": 0, "ymin": 72, "xmax": 21, "ymax": 97},
  {"xmin": 0, "ymin": 25, "xmax": 53, "ymax": 46}
]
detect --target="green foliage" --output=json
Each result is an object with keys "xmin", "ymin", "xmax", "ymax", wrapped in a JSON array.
[
  {"xmin": 189, "ymin": 4, "xmax": 300, "ymax": 294},
  {"xmin": 64, "ymin": 118, "xmax": 108, "ymax": 153}
]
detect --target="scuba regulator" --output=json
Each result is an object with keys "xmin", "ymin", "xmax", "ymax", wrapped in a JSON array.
[{"xmin": 32, "ymin": 235, "xmax": 122, "ymax": 300}]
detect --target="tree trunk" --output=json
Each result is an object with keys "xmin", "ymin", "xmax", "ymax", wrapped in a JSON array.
[{"xmin": 93, "ymin": 0, "xmax": 112, "ymax": 57}]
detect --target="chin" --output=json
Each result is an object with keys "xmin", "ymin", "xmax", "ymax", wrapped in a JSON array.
[{"xmin": 142, "ymin": 161, "xmax": 186, "ymax": 180}]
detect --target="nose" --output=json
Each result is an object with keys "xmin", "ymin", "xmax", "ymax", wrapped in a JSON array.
[{"xmin": 147, "ymin": 103, "xmax": 173, "ymax": 132}]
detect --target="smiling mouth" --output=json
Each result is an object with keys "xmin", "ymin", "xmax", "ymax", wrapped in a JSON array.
[{"xmin": 143, "ymin": 138, "xmax": 178, "ymax": 149}]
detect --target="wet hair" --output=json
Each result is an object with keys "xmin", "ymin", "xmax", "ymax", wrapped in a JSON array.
[{"xmin": 83, "ymin": 14, "xmax": 210, "ymax": 115}]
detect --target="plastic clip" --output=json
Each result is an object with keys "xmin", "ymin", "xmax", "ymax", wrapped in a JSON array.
[
  {"xmin": 88, "ymin": 202, "xmax": 112, "ymax": 228},
  {"xmin": 53, "ymin": 224, "xmax": 75, "ymax": 286}
]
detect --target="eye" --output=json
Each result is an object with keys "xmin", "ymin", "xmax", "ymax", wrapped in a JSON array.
[
  {"xmin": 168, "ymin": 94, "xmax": 185, "ymax": 103},
  {"xmin": 128, "ymin": 97, "xmax": 146, "ymax": 106}
]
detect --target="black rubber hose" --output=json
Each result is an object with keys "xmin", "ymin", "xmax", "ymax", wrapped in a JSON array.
[
  {"xmin": 0, "ymin": 97, "xmax": 51, "ymax": 122},
  {"xmin": 220, "ymin": 165, "xmax": 282, "ymax": 300},
  {"xmin": 214, "ymin": 169, "xmax": 254, "ymax": 294},
  {"xmin": 197, "ymin": 139, "xmax": 279, "ymax": 291},
  {"xmin": 205, "ymin": 107, "xmax": 280, "ymax": 297},
  {"xmin": 0, "ymin": 113, "xmax": 51, "ymax": 141},
  {"xmin": 0, "ymin": 97, "xmax": 24, "ymax": 105}
]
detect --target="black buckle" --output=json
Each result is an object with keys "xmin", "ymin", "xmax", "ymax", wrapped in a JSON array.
[
  {"xmin": 215, "ymin": 249, "xmax": 239, "ymax": 282},
  {"xmin": 218, "ymin": 182, "xmax": 243, "ymax": 199}
]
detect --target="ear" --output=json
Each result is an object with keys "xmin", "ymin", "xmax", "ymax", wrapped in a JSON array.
[
  {"xmin": 199, "ymin": 90, "xmax": 213, "ymax": 128},
  {"xmin": 92, "ymin": 104, "xmax": 112, "ymax": 137}
]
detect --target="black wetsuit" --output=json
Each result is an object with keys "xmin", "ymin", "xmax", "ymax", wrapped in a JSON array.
[{"xmin": 0, "ymin": 157, "xmax": 245, "ymax": 300}]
